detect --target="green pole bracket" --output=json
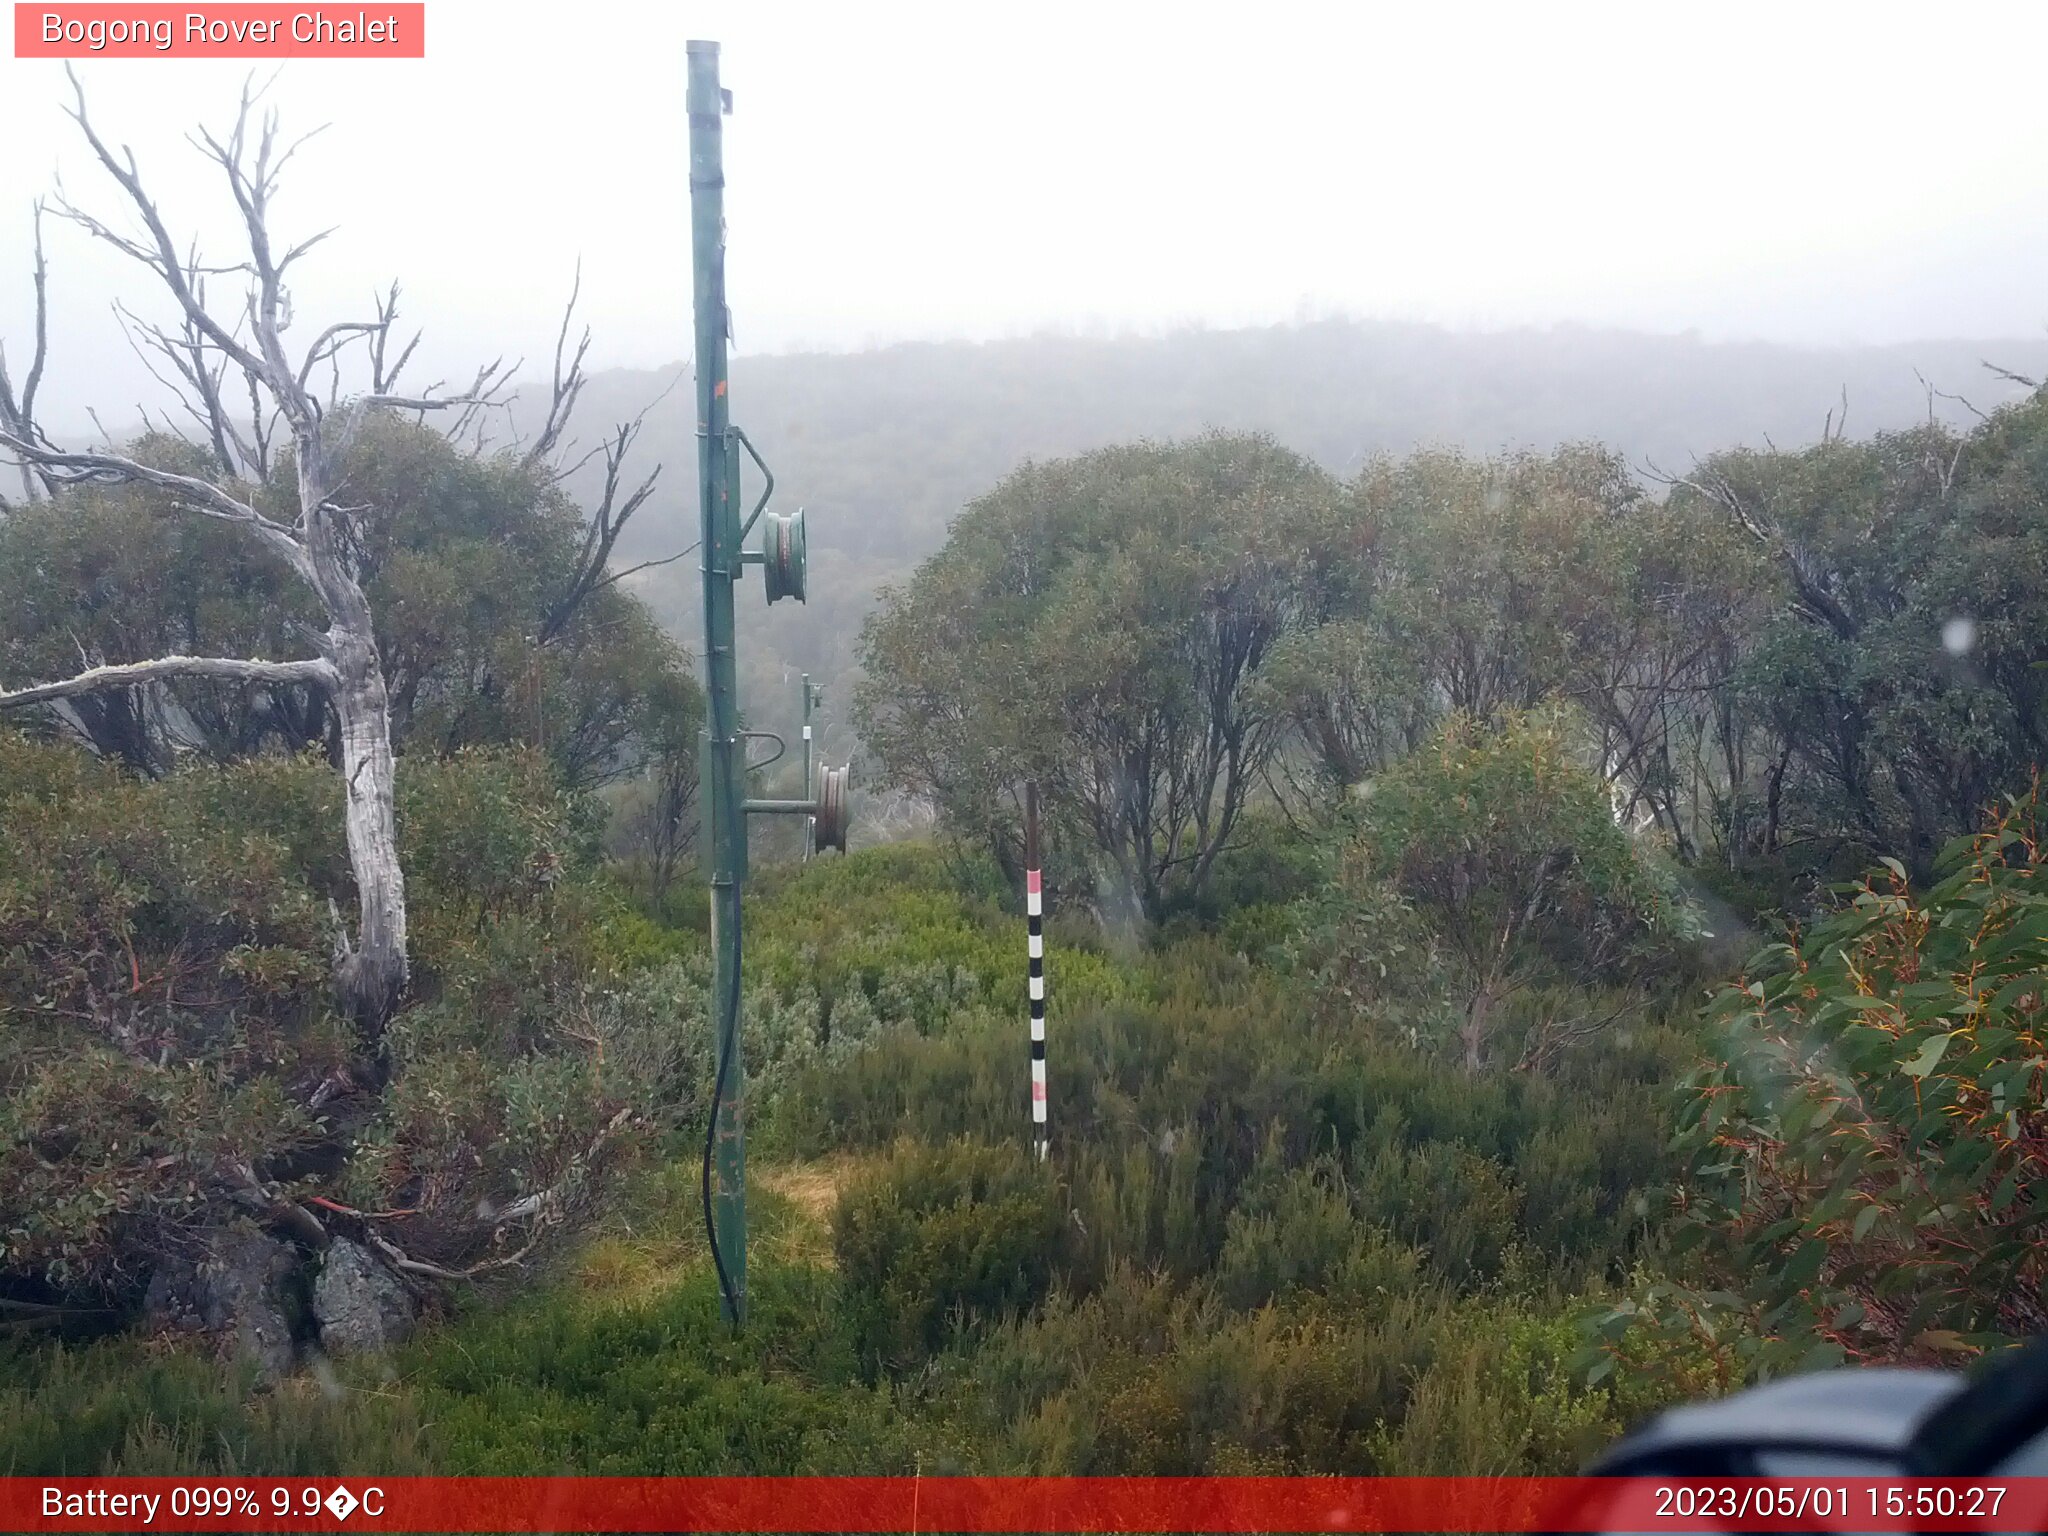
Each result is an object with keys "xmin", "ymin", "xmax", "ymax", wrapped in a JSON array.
[
  {"xmin": 733, "ymin": 427, "xmax": 776, "ymax": 544},
  {"xmin": 731, "ymin": 427, "xmax": 801, "ymax": 604}
]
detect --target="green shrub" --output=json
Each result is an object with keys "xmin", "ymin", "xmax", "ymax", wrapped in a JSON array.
[
  {"xmin": 1341, "ymin": 709, "xmax": 1698, "ymax": 1070},
  {"xmin": 1214, "ymin": 1152, "xmax": 1420, "ymax": 1311},
  {"xmin": 1351, "ymin": 1139, "xmax": 1520, "ymax": 1287},
  {"xmin": 1364, "ymin": 1307, "xmax": 1623, "ymax": 1474},
  {"xmin": 772, "ymin": 902, "xmax": 1681, "ymax": 1296},
  {"xmin": 407, "ymin": 1263, "xmax": 940, "ymax": 1473},
  {"xmin": 0, "ymin": 1242, "xmax": 948, "ymax": 1476},
  {"xmin": 833, "ymin": 1139, "xmax": 1068, "ymax": 1374},
  {"xmin": 0, "ymin": 736, "xmax": 346, "ymax": 1291},
  {"xmin": 0, "ymin": 1336, "xmax": 432, "ymax": 1475},
  {"xmin": 0, "ymin": 736, "xmax": 1699, "ymax": 1476},
  {"xmin": 0, "ymin": 733, "xmax": 671, "ymax": 1298},
  {"xmin": 946, "ymin": 1262, "xmax": 1467, "ymax": 1474}
]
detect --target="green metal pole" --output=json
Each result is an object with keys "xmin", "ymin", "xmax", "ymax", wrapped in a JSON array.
[{"xmin": 688, "ymin": 37, "xmax": 746, "ymax": 1330}]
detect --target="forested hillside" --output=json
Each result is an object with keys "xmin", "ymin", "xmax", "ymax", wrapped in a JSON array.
[{"xmin": 557, "ymin": 321, "xmax": 2048, "ymax": 755}]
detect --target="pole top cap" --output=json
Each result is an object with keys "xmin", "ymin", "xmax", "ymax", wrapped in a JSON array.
[{"xmin": 687, "ymin": 39, "xmax": 720, "ymax": 54}]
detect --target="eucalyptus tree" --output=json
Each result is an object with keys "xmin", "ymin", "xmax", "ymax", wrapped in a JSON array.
[
  {"xmin": 1667, "ymin": 392, "xmax": 2048, "ymax": 876},
  {"xmin": 1342, "ymin": 710, "xmax": 1695, "ymax": 1072},
  {"xmin": 0, "ymin": 73, "xmax": 673, "ymax": 1033},
  {"xmin": 1258, "ymin": 442, "xmax": 1763, "ymax": 857},
  {"xmin": 857, "ymin": 433, "xmax": 1337, "ymax": 919}
]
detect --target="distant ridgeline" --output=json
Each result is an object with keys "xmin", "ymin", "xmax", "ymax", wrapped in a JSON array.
[{"xmin": 542, "ymin": 319, "xmax": 2048, "ymax": 741}]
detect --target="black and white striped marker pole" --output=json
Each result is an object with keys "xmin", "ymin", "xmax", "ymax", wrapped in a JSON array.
[{"xmin": 1025, "ymin": 781, "xmax": 1047, "ymax": 1161}]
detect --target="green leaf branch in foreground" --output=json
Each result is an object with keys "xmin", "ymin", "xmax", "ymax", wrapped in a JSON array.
[{"xmin": 1599, "ymin": 782, "xmax": 2048, "ymax": 1381}]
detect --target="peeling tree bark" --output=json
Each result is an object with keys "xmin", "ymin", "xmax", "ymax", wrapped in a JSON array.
[
  {"xmin": 1460, "ymin": 984, "xmax": 1495, "ymax": 1074},
  {"xmin": 319, "ymin": 546, "xmax": 410, "ymax": 1030}
]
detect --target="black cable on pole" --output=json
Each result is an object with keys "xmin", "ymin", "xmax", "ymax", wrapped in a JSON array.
[{"xmin": 701, "ymin": 912, "xmax": 742, "ymax": 1323}]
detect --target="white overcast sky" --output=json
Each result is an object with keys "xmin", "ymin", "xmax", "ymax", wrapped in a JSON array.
[{"xmin": 2, "ymin": 0, "xmax": 2046, "ymax": 425}]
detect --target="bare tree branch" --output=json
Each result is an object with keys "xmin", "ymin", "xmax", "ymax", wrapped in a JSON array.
[
  {"xmin": 326, "ymin": 357, "xmax": 514, "ymax": 467},
  {"xmin": 1916, "ymin": 368, "xmax": 1988, "ymax": 426},
  {"xmin": 0, "ymin": 653, "xmax": 335, "ymax": 711},
  {"xmin": 188, "ymin": 86, "xmax": 329, "ymax": 431},
  {"xmin": 531, "ymin": 361, "xmax": 688, "ymax": 641},
  {"xmin": 247, "ymin": 361, "xmax": 276, "ymax": 478},
  {"xmin": 111, "ymin": 297, "xmax": 255, "ymax": 474},
  {"xmin": 357, "ymin": 1106, "xmax": 633, "ymax": 1281},
  {"xmin": 594, "ymin": 539, "xmax": 701, "ymax": 592},
  {"xmin": 55, "ymin": 64, "xmax": 277, "ymax": 392},
  {"xmin": 19, "ymin": 202, "xmax": 48, "ymax": 433},
  {"xmin": 0, "ymin": 430, "xmax": 314, "ymax": 578},
  {"xmin": 367, "ymin": 281, "xmax": 420, "ymax": 395},
  {"xmin": 220, "ymin": 1159, "xmax": 330, "ymax": 1249},
  {"xmin": 539, "ymin": 419, "xmax": 662, "ymax": 643},
  {"xmin": 0, "ymin": 201, "xmax": 55, "ymax": 504},
  {"xmin": 295, "ymin": 319, "xmax": 381, "ymax": 392},
  {"xmin": 520, "ymin": 261, "xmax": 590, "ymax": 474}
]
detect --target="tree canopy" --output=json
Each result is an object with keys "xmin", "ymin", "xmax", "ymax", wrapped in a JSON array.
[
  {"xmin": 859, "ymin": 391, "xmax": 2048, "ymax": 924},
  {"xmin": 856, "ymin": 432, "xmax": 1339, "ymax": 920},
  {"xmin": 0, "ymin": 414, "xmax": 699, "ymax": 793}
]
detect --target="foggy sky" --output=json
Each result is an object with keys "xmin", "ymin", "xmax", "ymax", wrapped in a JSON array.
[{"xmin": 2, "ymin": 0, "xmax": 2045, "ymax": 428}]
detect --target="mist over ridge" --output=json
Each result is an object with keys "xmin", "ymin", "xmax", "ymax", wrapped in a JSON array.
[
  {"xmin": 555, "ymin": 316, "xmax": 2048, "ymax": 571},
  {"xmin": 517, "ymin": 313, "xmax": 2048, "ymax": 753}
]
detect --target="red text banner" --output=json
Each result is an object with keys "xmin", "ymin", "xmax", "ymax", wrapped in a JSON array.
[
  {"xmin": 4, "ymin": 1477, "xmax": 2048, "ymax": 1533},
  {"xmin": 15, "ymin": 5, "xmax": 425, "ymax": 58}
]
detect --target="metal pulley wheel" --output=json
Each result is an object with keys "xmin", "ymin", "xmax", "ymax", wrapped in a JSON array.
[
  {"xmin": 763, "ymin": 508, "xmax": 807, "ymax": 604},
  {"xmin": 813, "ymin": 763, "xmax": 850, "ymax": 852}
]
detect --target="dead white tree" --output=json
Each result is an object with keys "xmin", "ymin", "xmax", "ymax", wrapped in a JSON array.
[
  {"xmin": 0, "ymin": 71, "xmax": 513, "ymax": 1035},
  {"xmin": 0, "ymin": 201, "xmax": 54, "ymax": 506}
]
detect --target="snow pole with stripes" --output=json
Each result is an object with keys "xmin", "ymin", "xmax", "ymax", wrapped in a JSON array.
[{"xmin": 1025, "ymin": 782, "xmax": 1048, "ymax": 1160}]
